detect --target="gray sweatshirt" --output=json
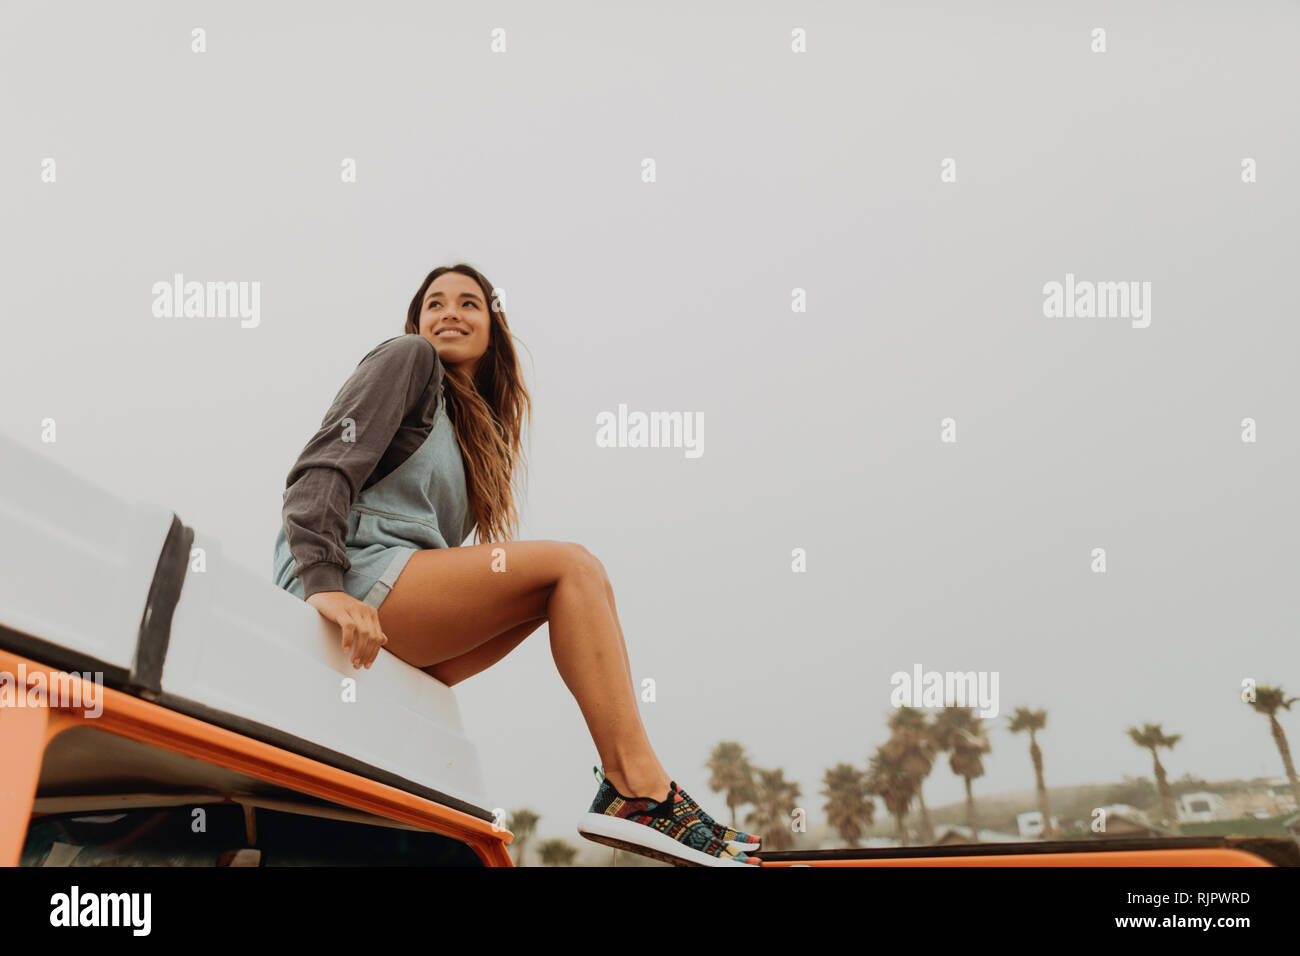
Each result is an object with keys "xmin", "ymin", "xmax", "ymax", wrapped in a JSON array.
[{"xmin": 280, "ymin": 333, "xmax": 448, "ymax": 597}]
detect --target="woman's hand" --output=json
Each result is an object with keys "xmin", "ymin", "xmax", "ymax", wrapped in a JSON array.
[{"xmin": 305, "ymin": 591, "xmax": 390, "ymax": 670}]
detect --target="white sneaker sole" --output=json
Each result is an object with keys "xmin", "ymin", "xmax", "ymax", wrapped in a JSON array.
[{"xmin": 577, "ymin": 813, "xmax": 761, "ymax": 868}]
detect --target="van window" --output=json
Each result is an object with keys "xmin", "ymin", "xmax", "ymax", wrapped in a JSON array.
[{"xmin": 22, "ymin": 804, "xmax": 483, "ymax": 867}]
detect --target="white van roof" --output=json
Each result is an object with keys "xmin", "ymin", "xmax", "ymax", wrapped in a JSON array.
[{"xmin": 0, "ymin": 431, "xmax": 493, "ymax": 821}]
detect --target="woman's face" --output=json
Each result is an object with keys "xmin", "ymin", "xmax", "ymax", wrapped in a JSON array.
[{"xmin": 417, "ymin": 272, "xmax": 491, "ymax": 378}]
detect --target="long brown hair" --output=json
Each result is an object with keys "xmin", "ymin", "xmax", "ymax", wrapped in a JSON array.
[{"xmin": 404, "ymin": 263, "xmax": 530, "ymax": 544}]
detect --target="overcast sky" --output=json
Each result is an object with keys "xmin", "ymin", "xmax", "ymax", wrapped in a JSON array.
[{"xmin": 3, "ymin": 0, "xmax": 1298, "ymax": 846}]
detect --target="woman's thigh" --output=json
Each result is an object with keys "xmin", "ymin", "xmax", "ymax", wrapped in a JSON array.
[{"xmin": 376, "ymin": 539, "xmax": 581, "ymax": 670}]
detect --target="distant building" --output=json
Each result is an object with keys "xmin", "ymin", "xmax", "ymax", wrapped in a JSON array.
[
  {"xmin": 1017, "ymin": 810, "xmax": 1061, "ymax": 838},
  {"xmin": 1092, "ymin": 804, "xmax": 1165, "ymax": 838},
  {"xmin": 934, "ymin": 824, "xmax": 1029, "ymax": 845},
  {"xmin": 1219, "ymin": 782, "xmax": 1295, "ymax": 820},
  {"xmin": 1177, "ymin": 791, "xmax": 1229, "ymax": 823},
  {"xmin": 1266, "ymin": 778, "xmax": 1298, "ymax": 814}
]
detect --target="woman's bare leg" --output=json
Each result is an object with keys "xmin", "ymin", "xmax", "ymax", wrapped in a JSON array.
[
  {"xmin": 377, "ymin": 540, "xmax": 671, "ymax": 800},
  {"xmin": 425, "ymin": 578, "xmax": 634, "ymax": 694},
  {"xmin": 420, "ymin": 616, "xmax": 546, "ymax": 687},
  {"xmin": 419, "ymin": 576, "xmax": 660, "ymax": 792}
]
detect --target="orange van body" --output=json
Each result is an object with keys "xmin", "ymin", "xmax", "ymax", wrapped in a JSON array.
[{"xmin": 0, "ymin": 649, "xmax": 515, "ymax": 867}]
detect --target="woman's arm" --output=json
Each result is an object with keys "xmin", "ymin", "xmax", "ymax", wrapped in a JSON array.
[{"xmin": 281, "ymin": 333, "xmax": 441, "ymax": 598}]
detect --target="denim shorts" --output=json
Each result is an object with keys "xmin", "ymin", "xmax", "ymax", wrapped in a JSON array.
[{"xmin": 273, "ymin": 539, "xmax": 416, "ymax": 609}]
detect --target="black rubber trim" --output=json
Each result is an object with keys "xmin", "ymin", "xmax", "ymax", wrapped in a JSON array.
[
  {"xmin": 0, "ymin": 622, "xmax": 131, "ymax": 687},
  {"xmin": 757, "ymin": 835, "xmax": 1300, "ymax": 866},
  {"xmin": 127, "ymin": 513, "xmax": 194, "ymax": 696}
]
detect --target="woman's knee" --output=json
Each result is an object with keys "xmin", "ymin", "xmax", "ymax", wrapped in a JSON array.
[{"xmin": 555, "ymin": 541, "xmax": 607, "ymax": 586}]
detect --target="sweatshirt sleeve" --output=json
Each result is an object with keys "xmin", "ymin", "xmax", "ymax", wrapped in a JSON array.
[{"xmin": 280, "ymin": 334, "xmax": 441, "ymax": 598}]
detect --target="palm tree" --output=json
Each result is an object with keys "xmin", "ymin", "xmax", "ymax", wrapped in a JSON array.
[
  {"xmin": 1007, "ymin": 707, "xmax": 1054, "ymax": 836},
  {"xmin": 1246, "ymin": 685, "xmax": 1300, "ymax": 810},
  {"xmin": 865, "ymin": 746, "xmax": 917, "ymax": 845},
  {"xmin": 536, "ymin": 838, "xmax": 578, "ymax": 866},
  {"xmin": 743, "ymin": 767, "xmax": 801, "ymax": 851},
  {"xmin": 933, "ymin": 707, "xmax": 992, "ymax": 841},
  {"xmin": 1126, "ymin": 723, "xmax": 1182, "ymax": 835},
  {"xmin": 706, "ymin": 741, "xmax": 758, "ymax": 828},
  {"xmin": 885, "ymin": 707, "xmax": 937, "ymax": 842},
  {"xmin": 506, "ymin": 809, "xmax": 539, "ymax": 866},
  {"xmin": 821, "ymin": 763, "xmax": 875, "ymax": 846}
]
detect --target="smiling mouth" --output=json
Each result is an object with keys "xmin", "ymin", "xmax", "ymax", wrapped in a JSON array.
[{"xmin": 434, "ymin": 329, "xmax": 469, "ymax": 337}]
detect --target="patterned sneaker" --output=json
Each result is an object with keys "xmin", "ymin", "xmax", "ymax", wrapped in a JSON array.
[
  {"xmin": 577, "ymin": 767, "xmax": 761, "ymax": 867},
  {"xmin": 587, "ymin": 767, "xmax": 763, "ymax": 854},
  {"xmin": 667, "ymin": 780, "xmax": 762, "ymax": 852}
]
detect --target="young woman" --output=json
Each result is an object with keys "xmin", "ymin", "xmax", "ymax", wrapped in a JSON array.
[{"xmin": 271, "ymin": 263, "xmax": 763, "ymax": 867}]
